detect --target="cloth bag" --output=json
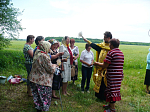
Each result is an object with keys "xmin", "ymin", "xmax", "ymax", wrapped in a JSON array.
[{"xmin": 71, "ymin": 65, "xmax": 75, "ymax": 77}]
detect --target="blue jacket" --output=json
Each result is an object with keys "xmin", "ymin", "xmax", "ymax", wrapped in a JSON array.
[{"xmin": 146, "ymin": 52, "xmax": 150, "ymax": 70}]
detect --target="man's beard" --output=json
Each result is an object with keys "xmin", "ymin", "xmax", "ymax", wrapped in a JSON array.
[{"xmin": 105, "ymin": 41, "xmax": 109, "ymax": 43}]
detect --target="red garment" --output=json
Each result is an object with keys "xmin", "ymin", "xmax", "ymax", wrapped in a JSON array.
[
  {"xmin": 37, "ymin": 46, "xmax": 47, "ymax": 54},
  {"xmin": 104, "ymin": 48, "xmax": 124, "ymax": 102},
  {"xmin": 67, "ymin": 45, "xmax": 73, "ymax": 65}
]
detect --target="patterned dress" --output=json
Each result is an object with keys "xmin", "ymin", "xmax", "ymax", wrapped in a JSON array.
[{"xmin": 104, "ymin": 48, "xmax": 124, "ymax": 102}]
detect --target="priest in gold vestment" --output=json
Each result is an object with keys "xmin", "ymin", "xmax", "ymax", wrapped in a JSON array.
[{"xmin": 81, "ymin": 31, "xmax": 112, "ymax": 100}]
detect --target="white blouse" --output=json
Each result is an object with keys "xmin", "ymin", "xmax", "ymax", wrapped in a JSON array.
[{"xmin": 80, "ymin": 49, "xmax": 94, "ymax": 68}]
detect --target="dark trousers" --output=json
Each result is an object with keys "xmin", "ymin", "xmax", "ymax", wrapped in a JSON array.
[
  {"xmin": 25, "ymin": 63, "xmax": 32, "ymax": 86},
  {"xmin": 81, "ymin": 66, "xmax": 93, "ymax": 91}
]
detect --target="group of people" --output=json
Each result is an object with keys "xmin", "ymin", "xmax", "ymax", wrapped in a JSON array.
[{"xmin": 23, "ymin": 31, "xmax": 125, "ymax": 112}]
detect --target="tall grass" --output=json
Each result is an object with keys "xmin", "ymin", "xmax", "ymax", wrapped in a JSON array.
[{"xmin": 0, "ymin": 41, "xmax": 150, "ymax": 112}]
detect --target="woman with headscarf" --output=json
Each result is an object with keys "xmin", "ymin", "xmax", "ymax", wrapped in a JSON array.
[
  {"xmin": 59, "ymin": 36, "xmax": 73, "ymax": 96},
  {"xmin": 29, "ymin": 41, "xmax": 57, "ymax": 112},
  {"xmin": 48, "ymin": 39, "xmax": 65, "ymax": 99}
]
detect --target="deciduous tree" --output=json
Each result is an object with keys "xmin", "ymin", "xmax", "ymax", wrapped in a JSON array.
[{"xmin": 0, "ymin": 0, "xmax": 23, "ymax": 50}]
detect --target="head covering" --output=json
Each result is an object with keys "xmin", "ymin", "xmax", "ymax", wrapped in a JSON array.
[
  {"xmin": 48, "ymin": 39, "xmax": 58, "ymax": 45},
  {"xmin": 61, "ymin": 36, "xmax": 68, "ymax": 46},
  {"xmin": 33, "ymin": 41, "xmax": 51, "ymax": 62},
  {"xmin": 61, "ymin": 36, "xmax": 73, "ymax": 65}
]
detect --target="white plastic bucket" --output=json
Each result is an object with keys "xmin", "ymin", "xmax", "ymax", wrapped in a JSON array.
[{"xmin": 0, "ymin": 76, "xmax": 7, "ymax": 84}]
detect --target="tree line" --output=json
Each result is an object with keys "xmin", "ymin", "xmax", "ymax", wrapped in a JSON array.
[{"xmin": 44, "ymin": 37, "xmax": 150, "ymax": 46}]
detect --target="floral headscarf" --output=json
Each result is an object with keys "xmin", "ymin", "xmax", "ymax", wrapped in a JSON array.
[
  {"xmin": 33, "ymin": 41, "xmax": 51, "ymax": 63},
  {"xmin": 48, "ymin": 39, "xmax": 58, "ymax": 45}
]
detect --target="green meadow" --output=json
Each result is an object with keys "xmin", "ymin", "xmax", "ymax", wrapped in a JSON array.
[{"xmin": 0, "ymin": 40, "xmax": 150, "ymax": 112}]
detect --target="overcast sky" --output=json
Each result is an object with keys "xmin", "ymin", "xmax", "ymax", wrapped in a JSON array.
[{"xmin": 12, "ymin": 0, "xmax": 150, "ymax": 42}]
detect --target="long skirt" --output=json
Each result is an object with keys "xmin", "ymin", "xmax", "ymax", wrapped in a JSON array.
[
  {"xmin": 144, "ymin": 69, "xmax": 150, "ymax": 85},
  {"xmin": 30, "ymin": 82, "xmax": 52, "ymax": 111}
]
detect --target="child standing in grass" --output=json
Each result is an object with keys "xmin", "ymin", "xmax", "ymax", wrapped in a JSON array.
[
  {"xmin": 144, "ymin": 48, "xmax": 150, "ymax": 94},
  {"xmin": 94, "ymin": 38, "xmax": 124, "ymax": 112}
]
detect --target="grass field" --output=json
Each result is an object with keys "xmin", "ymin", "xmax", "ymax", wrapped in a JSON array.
[{"xmin": 0, "ymin": 40, "xmax": 150, "ymax": 112}]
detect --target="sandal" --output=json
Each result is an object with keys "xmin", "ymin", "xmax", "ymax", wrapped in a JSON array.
[
  {"xmin": 103, "ymin": 105, "xmax": 110, "ymax": 109},
  {"xmin": 146, "ymin": 90, "xmax": 150, "ymax": 94},
  {"xmin": 104, "ymin": 108, "xmax": 116, "ymax": 112}
]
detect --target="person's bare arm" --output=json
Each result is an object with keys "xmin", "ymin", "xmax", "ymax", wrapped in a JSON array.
[
  {"xmin": 61, "ymin": 63, "xmax": 64, "ymax": 71},
  {"xmin": 28, "ymin": 50, "xmax": 33, "ymax": 58},
  {"xmin": 73, "ymin": 54, "xmax": 79, "ymax": 61},
  {"xmin": 93, "ymin": 62, "xmax": 109, "ymax": 68},
  {"xmin": 51, "ymin": 52, "xmax": 64, "ymax": 60}
]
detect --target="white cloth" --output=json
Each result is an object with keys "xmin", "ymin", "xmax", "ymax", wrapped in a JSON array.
[
  {"xmin": 80, "ymin": 49, "xmax": 94, "ymax": 67},
  {"xmin": 59, "ymin": 45, "xmax": 71, "ymax": 82},
  {"xmin": 70, "ymin": 46, "xmax": 79, "ymax": 63}
]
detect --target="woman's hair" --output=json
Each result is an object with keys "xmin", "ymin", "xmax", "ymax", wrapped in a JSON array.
[
  {"xmin": 70, "ymin": 39, "xmax": 75, "ymax": 43},
  {"xmin": 27, "ymin": 35, "xmax": 35, "ymax": 42},
  {"xmin": 104, "ymin": 31, "xmax": 112, "ymax": 39},
  {"xmin": 109, "ymin": 38, "xmax": 120, "ymax": 48},
  {"xmin": 35, "ymin": 36, "xmax": 44, "ymax": 45},
  {"xmin": 85, "ymin": 43, "xmax": 90, "ymax": 49}
]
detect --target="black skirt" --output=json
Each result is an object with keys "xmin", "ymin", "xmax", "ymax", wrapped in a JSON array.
[{"xmin": 144, "ymin": 69, "xmax": 150, "ymax": 85}]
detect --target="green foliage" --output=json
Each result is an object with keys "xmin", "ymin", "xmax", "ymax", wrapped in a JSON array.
[
  {"xmin": 0, "ymin": 0, "xmax": 24, "ymax": 50},
  {"xmin": 0, "ymin": 50, "xmax": 25, "ymax": 70},
  {"xmin": 0, "ymin": 34, "xmax": 11, "ymax": 50}
]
